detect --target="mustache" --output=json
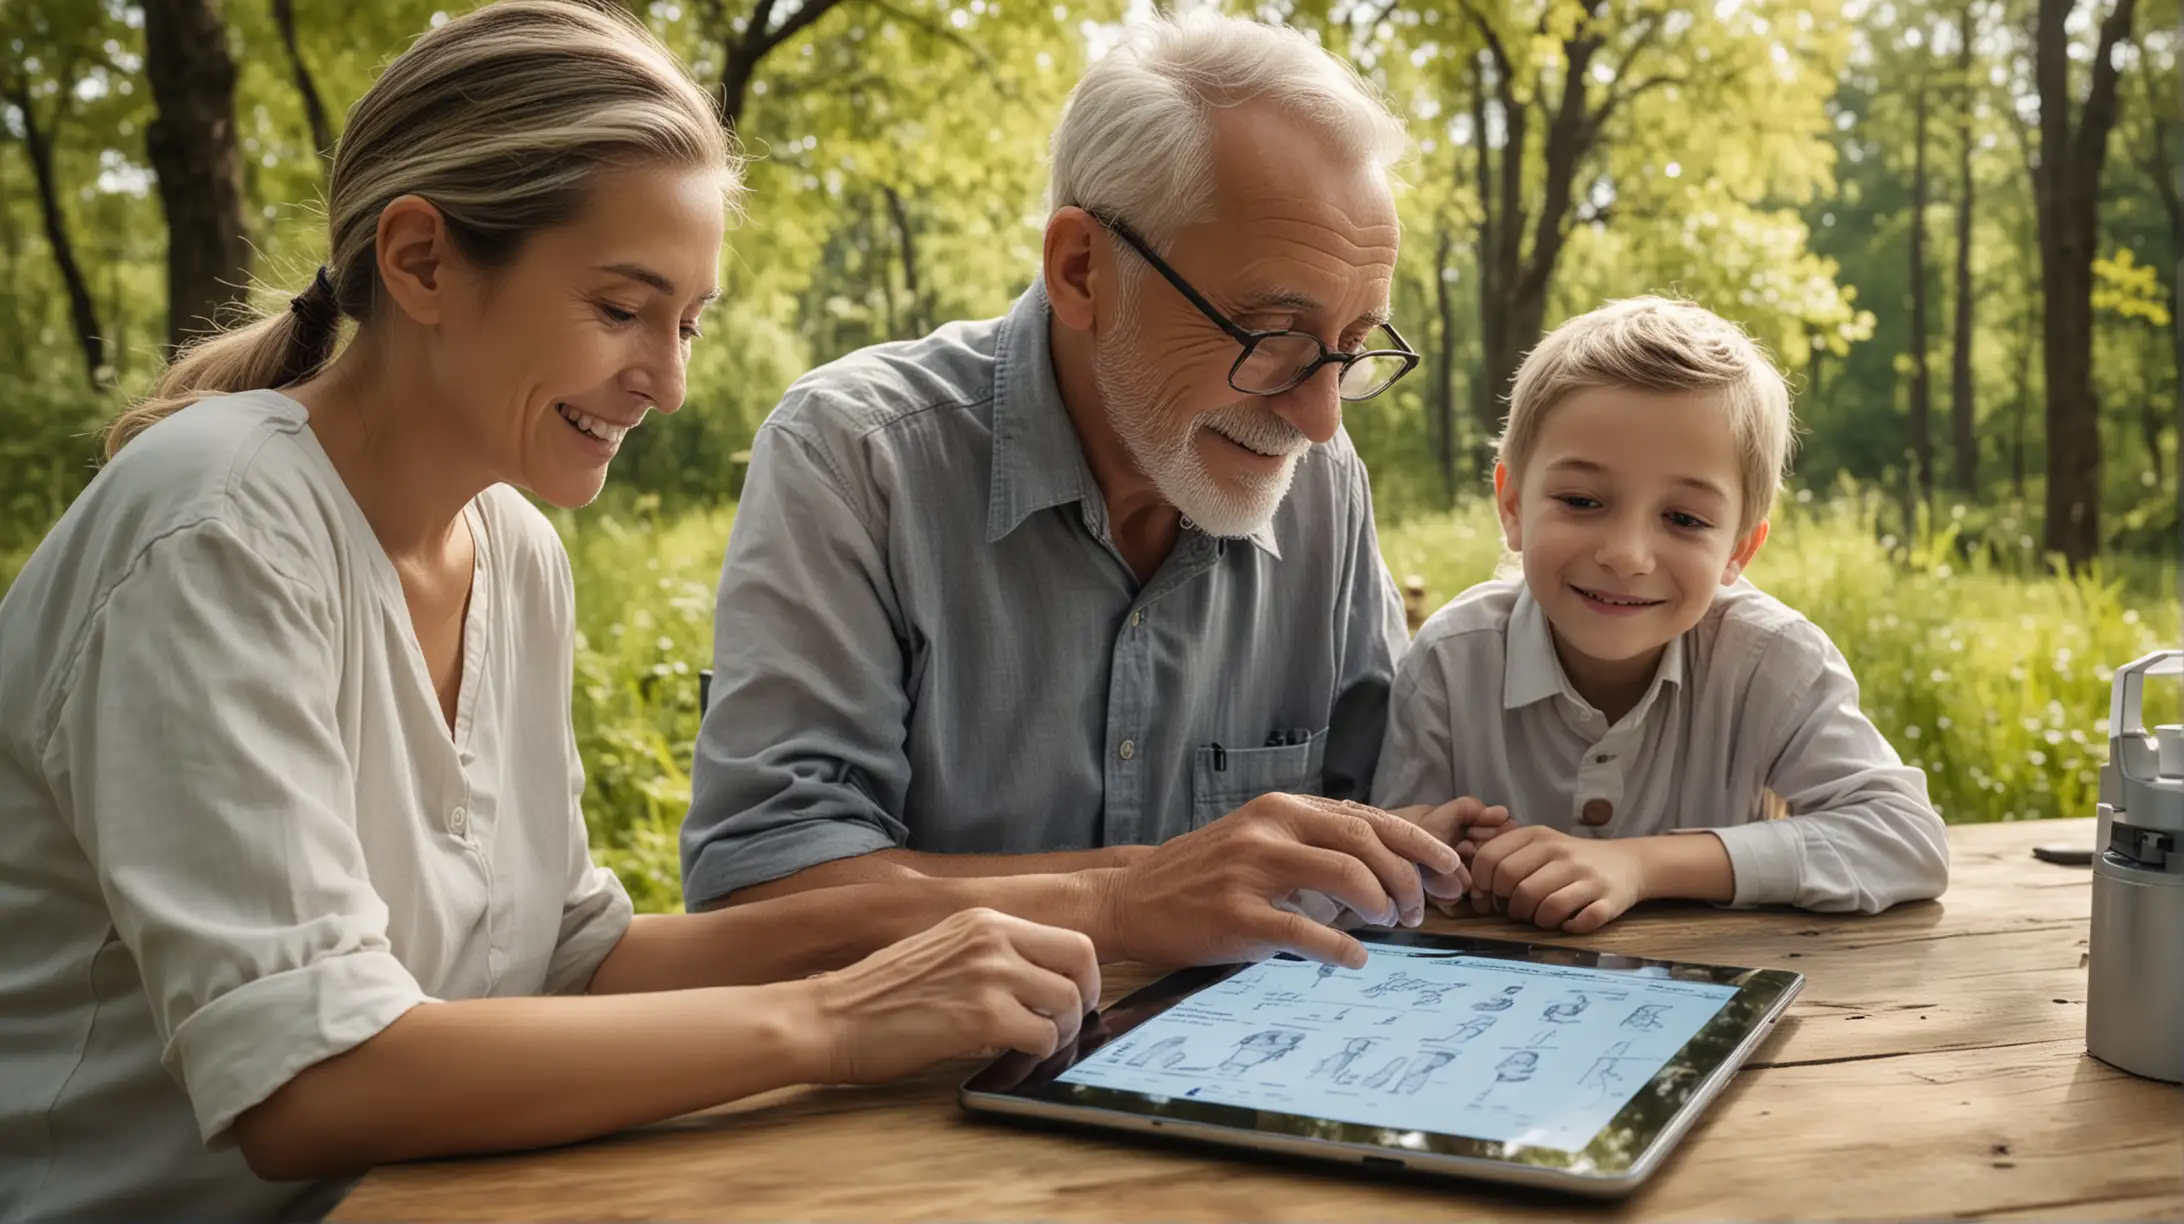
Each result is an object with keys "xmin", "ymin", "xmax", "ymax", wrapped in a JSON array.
[{"xmin": 1200, "ymin": 405, "xmax": 1310, "ymax": 458}]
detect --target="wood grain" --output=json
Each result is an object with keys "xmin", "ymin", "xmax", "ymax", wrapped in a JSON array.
[{"xmin": 330, "ymin": 818, "xmax": 2183, "ymax": 1222}]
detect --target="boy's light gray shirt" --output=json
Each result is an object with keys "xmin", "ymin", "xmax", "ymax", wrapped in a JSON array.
[
  {"xmin": 1373, "ymin": 579, "xmax": 1949, "ymax": 913},
  {"xmin": 681, "ymin": 284, "xmax": 1409, "ymax": 909}
]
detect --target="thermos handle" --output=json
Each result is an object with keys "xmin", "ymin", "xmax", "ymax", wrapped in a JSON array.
[{"xmin": 2111, "ymin": 650, "xmax": 2184, "ymax": 740}]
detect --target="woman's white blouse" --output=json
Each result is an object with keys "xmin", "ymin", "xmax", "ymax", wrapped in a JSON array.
[{"xmin": 0, "ymin": 391, "xmax": 634, "ymax": 1220}]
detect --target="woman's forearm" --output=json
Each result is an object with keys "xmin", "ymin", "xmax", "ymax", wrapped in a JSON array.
[
  {"xmin": 232, "ymin": 984, "xmax": 825, "ymax": 1182},
  {"xmin": 590, "ymin": 872, "xmax": 1114, "ymax": 994}
]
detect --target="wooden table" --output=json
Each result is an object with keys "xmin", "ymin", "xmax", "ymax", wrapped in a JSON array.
[{"xmin": 332, "ymin": 818, "xmax": 2183, "ymax": 1220}]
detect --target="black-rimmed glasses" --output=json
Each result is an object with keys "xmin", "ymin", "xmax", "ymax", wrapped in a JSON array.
[{"xmin": 1094, "ymin": 213, "xmax": 1419, "ymax": 401}]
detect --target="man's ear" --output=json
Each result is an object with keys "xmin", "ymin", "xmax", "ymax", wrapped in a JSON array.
[
  {"xmin": 1493, "ymin": 461, "xmax": 1523, "ymax": 552},
  {"xmin": 374, "ymin": 194, "xmax": 452, "ymax": 327},
  {"xmin": 1042, "ymin": 207, "xmax": 1103, "ymax": 335},
  {"xmin": 1722, "ymin": 517, "xmax": 1770, "ymax": 585}
]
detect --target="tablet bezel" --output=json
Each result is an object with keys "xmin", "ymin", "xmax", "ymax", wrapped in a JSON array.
[{"xmin": 959, "ymin": 929, "xmax": 1802, "ymax": 1190}]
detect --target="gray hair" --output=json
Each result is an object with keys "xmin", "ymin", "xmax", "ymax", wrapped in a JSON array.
[{"xmin": 1047, "ymin": 10, "xmax": 1408, "ymax": 258}]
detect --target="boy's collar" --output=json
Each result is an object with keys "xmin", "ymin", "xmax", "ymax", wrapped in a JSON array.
[{"xmin": 1503, "ymin": 585, "xmax": 1686, "ymax": 718}]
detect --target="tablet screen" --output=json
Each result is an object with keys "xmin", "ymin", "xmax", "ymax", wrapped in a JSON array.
[{"xmin": 1053, "ymin": 942, "xmax": 1740, "ymax": 1151}]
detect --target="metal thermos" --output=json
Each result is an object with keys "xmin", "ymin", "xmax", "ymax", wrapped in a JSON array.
[{"xmin": 2086, "ymin": 651, "xmax": 2184, "ymax": 1083}]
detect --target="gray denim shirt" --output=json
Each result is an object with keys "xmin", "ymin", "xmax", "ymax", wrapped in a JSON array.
[{"xmin": 680, "ymin": 283, "xmax": 1409, "ymax": 909}]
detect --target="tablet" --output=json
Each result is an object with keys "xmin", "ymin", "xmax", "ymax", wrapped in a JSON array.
[{"xmin": 960, "ymin": 929, "xmax": 1802, "ymax": 1196}]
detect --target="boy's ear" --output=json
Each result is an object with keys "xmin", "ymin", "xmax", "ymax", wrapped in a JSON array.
[
  {"xmin": 1722, "ymin": 518, "xmax": 1769, "ymax": 585},
  {"xmin": 1493, "ymin": 462, "xmax": 1523, "ymax": 552}
]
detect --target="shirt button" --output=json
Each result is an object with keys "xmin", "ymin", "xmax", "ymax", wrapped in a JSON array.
[
  {"xmin": 1594, "ymin": 753, "xmax": 1614, "ymax": 765},
  {"xmin": 450, "ymin": 806, "xmax": 469, "ymax": 836},
  {"xmin": 1581, "ymin": 799, "xmax": 1614, "ymax": 826},
  {"xmin": 1131, "ymin": 609, "xmax": 1144, "ymax": 628},
  {"xmin": 1119, "ymin": 739, "xmax": 1136, "ymax": 761}
]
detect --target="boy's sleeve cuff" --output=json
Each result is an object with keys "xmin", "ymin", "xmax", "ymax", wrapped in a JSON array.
[{"xmin": 1705, "ymin": 820, "xmax": 1804, "ymax": 908}]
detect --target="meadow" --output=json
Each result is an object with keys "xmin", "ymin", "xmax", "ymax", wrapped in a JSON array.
[{"xmin": 556, "ymin": 488, "xmax": 2181, "ymax": 914}]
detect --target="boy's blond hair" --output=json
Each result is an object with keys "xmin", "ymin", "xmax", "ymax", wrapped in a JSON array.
[{"xmin": 1497, "ymin": 296, "xmax": 1796, "ymax": 536}]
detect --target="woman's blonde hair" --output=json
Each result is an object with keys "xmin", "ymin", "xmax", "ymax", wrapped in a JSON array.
[
  {"xmin": 1497, "ymin": 296, "xmax": 1796, "ymax": 536},
  {"xmin": 106, "ymin": 0, "xmax": 737, "ymax": 456}
]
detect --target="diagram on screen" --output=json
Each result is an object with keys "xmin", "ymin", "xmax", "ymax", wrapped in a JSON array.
[
  {"xmin": 1392, "ymin": 1049, "xmax": 1457, "ymax": 1095},
  {"xmin": 1542, "ymin": 992, "xmax": 1591, "ymax": 1023},
  {"xmin": 1363, "ymin": 972, "xmax": 1464, "ymax": 1007},
  {"xmin": 1358, "ymin": 1056, "xmax": 1407, "ymax": 1090},
  {"xmin": 1472, "ymin": 985, "xmax": 1523, "ymax": 1011},
  {"xmin": 1058, "ymin": 947, "xmax": 1741, "ymax": 1153},
  {"xmin": 1578, "ymin": 1039, "xmax": 1647, "ymax": 1105},
  {"xmin": 1311, "ymin": 1037, "xmax": 1378, "ymax": 1081},
  {"xmin": 1124, "ymin": 1035, "xmax": 1189, "ymax": 1068},
  {"xmin": 1427, "ymin": 1016, "xmax": 1497, "ymax": 1045},
  {"xmin": 1180, "ymin": 1029, "xmax": 1303, "ymax": 1077}
]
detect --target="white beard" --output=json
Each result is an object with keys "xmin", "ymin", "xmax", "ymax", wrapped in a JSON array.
[{"xmin": 1093, "ymin": 309, "xmax": 1308, "ymax": 539}]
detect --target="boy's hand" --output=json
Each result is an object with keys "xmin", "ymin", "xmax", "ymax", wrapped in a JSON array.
[
  {"xmin": 1389, "ymin": 797, "xmax": 1515, "ymax": 914},
  {"xmin": 1466, "ymin": 826, "xmax": 1646, "ymax": 934}
]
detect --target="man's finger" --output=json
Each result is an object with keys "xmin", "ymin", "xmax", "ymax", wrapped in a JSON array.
[
  {"xmin": 1257, "ymin": 907, "xmax": 1369, "ymax": 969},
  {"xmin": 1264, "ymin": 843, "xmax": 1401, "ymax": 928}
]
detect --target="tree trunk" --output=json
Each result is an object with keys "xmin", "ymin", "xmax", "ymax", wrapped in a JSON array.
[
  {"xmin": 143, "ymin": 0, "xmax": 251, "ymax": 348},
  {"xmin": 1909, "ymin": 81, "xmax": 1935, "ymax": 504},
  {"xmin": 1432, "ymin": 226, "xmax": 1458, "ymax": 503},
  {"xmin": 2013, "ymin": 302, "xmax": 2034, "ymax": 498},
  {"xmin": 1949, "ymin": 6, "xmax": 1978, "ymax": 493},
  {"xmin": 715, "ymin": 0, "xmax": 849, "ymax": 134},
  {"xmin": 7, "ymin": 80, "xmax": 107, "ymax": 390},
  {"xmin": 1470, "ymin": 50, "xmax": 1506, "ymax": 444},
  {"xmin": 2142, "ymin": 328, "xmax": 2166, "ymax": 486},
  {"xmin": 271, "ymin": 0, "xmax": 336, "ymax": 167},
  {"xmin": 881, "ymin": 184, "xmax": 928, "ymax": 337},
  {"xmin": 2032, "ymin": 0, "xmax": 2138, "ymax": 568}
]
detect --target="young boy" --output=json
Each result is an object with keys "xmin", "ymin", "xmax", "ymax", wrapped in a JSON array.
[{"xmin": 1375, "ymin": 297, "xmax": 1948, "ymax": 933}]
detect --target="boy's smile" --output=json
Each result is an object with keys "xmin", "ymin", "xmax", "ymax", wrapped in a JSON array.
[{"xmin": 1496, "ymin": 385, "xmax": 1769, "ymax": 718}]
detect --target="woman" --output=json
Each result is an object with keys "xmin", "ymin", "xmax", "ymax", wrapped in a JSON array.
[{"xmin": 0, "ymin": 4, "xmax": 1095, "ymax": 1219}]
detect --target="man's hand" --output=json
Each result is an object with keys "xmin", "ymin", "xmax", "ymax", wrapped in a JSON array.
[
  {"xmin": 1387, "ymin": 797, "xmax": 1516, "ymax": 916},
  {"xmin": 1465, "ymin": 825, "xmax": 1647, "ymax": 933},
  {"xmin": 1091, "ymin": 794, "xmax": 1466, "ymax": 969}
]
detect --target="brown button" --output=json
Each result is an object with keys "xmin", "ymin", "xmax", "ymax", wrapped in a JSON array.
[{"xmin": 1581, "ymin": 799, "xmax": 1614, "ymax": 826}]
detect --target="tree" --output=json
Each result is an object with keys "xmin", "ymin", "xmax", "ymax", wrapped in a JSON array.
[
  {"xmin": 143, "ymin": 0, "xmax": 251, "ymax": 347},
  {"xmin": 1949, "ymin": 2, "xmax": 1980, "ymax": 492},
  {"xmin": 4, "ymin": 73, "xmax": 106, "ymax": 390},
  {"xmin": 271, "ymin": 0, "xmax": 336, "ymax": 167},
  {"xmin": 702, "ymin": 0, "xmax": 853, "ymax": 134},
  {"xmin": 2029, "ymin": 0, "xmax": 2138, "ymax": 566},
  {"xmin": 1909, "ymin": 76, "xmax": 1936, "ymax": 500}
]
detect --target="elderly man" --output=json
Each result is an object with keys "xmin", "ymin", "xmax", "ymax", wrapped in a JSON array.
[{"xmin": 682, "ymin": 12, "xmax": 1486, "ymax": 969}]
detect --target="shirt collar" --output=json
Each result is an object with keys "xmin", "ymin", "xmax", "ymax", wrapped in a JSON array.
[
  {"xmin": 988, "ymin": 281, "xmax": 1097, "ymax": 544},
  {"xmin": 983, "ymin": 280, "xmax": 1282, "ymax": 560},
  {"xmin": 1503, "ymin": 584, "xmax": 1685, "ymax": 717}
]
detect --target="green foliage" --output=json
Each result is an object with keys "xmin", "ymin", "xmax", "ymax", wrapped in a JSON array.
[{"xmin": 565, "ymin": 492, "xmax": 2177, "ymax": 913}]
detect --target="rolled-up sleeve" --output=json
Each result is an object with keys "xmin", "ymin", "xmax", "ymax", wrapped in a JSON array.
[
  {"xmin": 1713, "ymin": 622, "xmax": 1951, "ymax": 912},
  {"xmin": 38, "ymin": 521, "xmax": 429, "ymax": 1146},
  {"xmin": 681, "ymin": 420, "xmax": 912, "ymax": 909},
  {"xmin": 1323, "ymin": 454, "xmax": 1409, "ymax": 804}
]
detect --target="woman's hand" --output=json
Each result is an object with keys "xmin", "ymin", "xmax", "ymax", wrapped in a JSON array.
[{"xmin": 797, "ymin": 908, "xmax": 1101, "ymax": 1084}]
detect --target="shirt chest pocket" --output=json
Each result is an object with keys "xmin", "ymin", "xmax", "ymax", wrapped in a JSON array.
[{"xmin": 1191, "ymin": 729, "xmax": 1328, "ymax": 828}]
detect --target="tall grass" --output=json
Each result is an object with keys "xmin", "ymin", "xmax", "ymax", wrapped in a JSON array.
[{"xmin": 564, "ymin": 490, "xmax": 2176, "ymax": 912}]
